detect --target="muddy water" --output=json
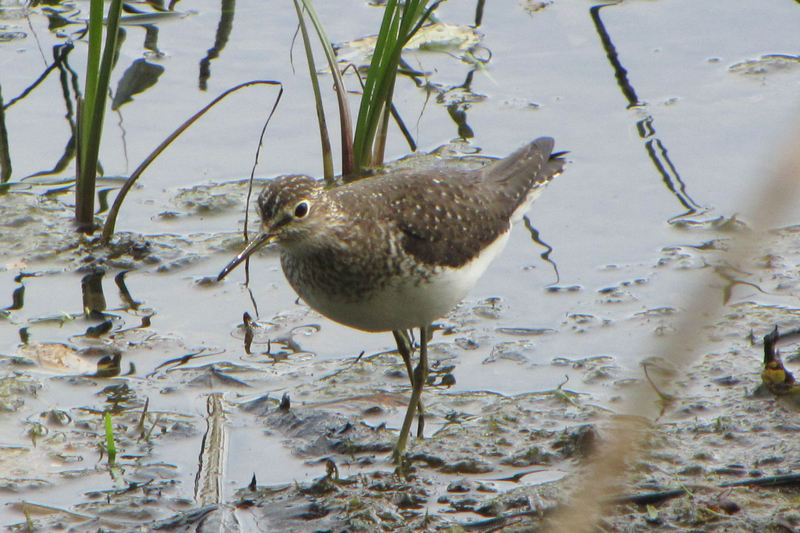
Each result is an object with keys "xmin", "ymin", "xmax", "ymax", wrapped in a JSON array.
[{"xmin": 2, "ymin": 0, "xmax": 800, "ymax": 531}]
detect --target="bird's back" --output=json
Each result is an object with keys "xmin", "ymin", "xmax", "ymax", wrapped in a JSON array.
[{"xmin": 332, "ymin": 137, "xmax": 564, "ymax": 269}]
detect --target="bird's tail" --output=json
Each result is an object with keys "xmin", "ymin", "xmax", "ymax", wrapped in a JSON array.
[
  {"xmin": 481, "ymin": 137, "xmax": 566, "ymax": 219},
  {"xmin": 483, "ymin": 137, "xmax": 565, "ymax": 188}
]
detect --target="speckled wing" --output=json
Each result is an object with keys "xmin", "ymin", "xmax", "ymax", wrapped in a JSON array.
[
  {"xmin": 376, "ymin": 168, "xmax": 512, "ymax": 268},
  {"xmin": 378, "ymin": 138, "xmax": 563, "ymax": 269}
]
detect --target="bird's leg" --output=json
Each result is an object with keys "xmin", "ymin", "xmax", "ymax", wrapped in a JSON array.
[
  {"xmin": 416, "ymin": 327, "xmax": 434, "ymax": 438},
  {"xmin": 392, "ymin": 329, "xmax": 414, "ymax": 382},
  {"xmin": 393, "ymin": 329, "xmax": 425, "ymax": 436},
  {"xmin": 392, "ymin": 325, "xmax": 430, "ymax": 462}
]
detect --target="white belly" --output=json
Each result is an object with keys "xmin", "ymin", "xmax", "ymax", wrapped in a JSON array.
[{"xmin": 290, "ymin": 230, "xmax": 511, "ymax": 332}]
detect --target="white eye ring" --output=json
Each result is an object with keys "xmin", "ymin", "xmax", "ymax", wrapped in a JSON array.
[{"xmin": 293, "ymin": 200, "xmax": 310, "ymax": 219}]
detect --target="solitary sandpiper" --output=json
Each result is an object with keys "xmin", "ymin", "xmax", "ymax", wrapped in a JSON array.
[{"xmin": 218, "ymin": 137, "xmax": 565, "ymax": 461}]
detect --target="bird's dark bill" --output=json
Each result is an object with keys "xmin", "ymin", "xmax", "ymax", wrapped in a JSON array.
[{"xmin": 217, "ymin": 232, "xmax": 273, "ymax": 281}]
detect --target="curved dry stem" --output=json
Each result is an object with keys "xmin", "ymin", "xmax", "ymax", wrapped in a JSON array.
[{"xmin": 100, "ymin": 80, "xmax": 283, "ymax": 244}]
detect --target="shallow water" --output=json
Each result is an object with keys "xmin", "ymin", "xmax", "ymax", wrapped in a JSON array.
[{"xmin": 2, "ymin": 0, "xmax": 800, "ymax": 530}]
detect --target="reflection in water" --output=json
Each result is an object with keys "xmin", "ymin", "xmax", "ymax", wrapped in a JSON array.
[
  {"xmin": 243, "ymin": 311, "xmax": 255, "ymax": 354},
  {"xmin": 444, "ymin": 70, "xmax": 478, "ymax": 140},
  {"xmin": 111, "ymin": 58, "xmax": 166, "ymax": 110},
  {"xmin": 18, "ymin": 43, "xmax": 80, "ymax": 181},
  {"xmin": 143, "ymin": 25, "xmax": 162, "ymax": 56},
  {"xmin": 5, "ymin": 273, "xmax": 27, "ymax": 311},
  {"xmin": 408, "ymin": 67, "xmax": 485, "ymax": 141},
  {"xmin": 150, "ymin": 349, "xmax": 222, "ymax": 375},
  {"xmin": 96, "ymin": 187, "xmax": 114, "ymax": 215},
  {"xmin": 3, "ymin": 3, "xmax": 174, "ymax": 186},
  {"xmin": 94, "ymin": 352, "xmax": 123, "ymax": 378},
  {"xmin": 199, "ymin": 0, "xmax": 236, "ymax": 91},
  {"xmin": 591, "ymin": 4, "xmax": 639, "ymax": 108},
  {"xmin": 474, "ymin": 0, "xmax": 485, "ymax": 27},
  {"xmin": 7, "ymin": 284, "xmax": 24, "ymax": 311},
  {"xmin": 3, "ymin": 43, "xmax": 74, "ymax": 110},
  {"xmin": 81, "ymin": 270, "xmax": 107, "ymax": 315},
  {"xmin": 446, "ymin": 102, "xmax": 473, "ymax": 140},
  {"xmin": 115, "ymin": 271, "xmax": 141, "ymax": 310},
  {"xmin": 523, "ymin": 215, "xmax": 560, "ymax": 285},
  {"xmin": 645, "ymin": 135, "xmax": 701, "ymax": 219},
  {"xmin": 3, "ymin": 43, "xmax": 79, "ymax": 182},
  {"xmin": 0, "ymin": 84, "xmax": 10, "ymax": 182},
  {"xmin": 590, "ymin": 3, "xmax": 705, "ymax": 221},
  {"xmin": 86, "ymin": 320, "xmax": 113, "ymax": 338},
  {"xmin": 101, "ymin": 382, "xmax": 137, "ymax": 409}
]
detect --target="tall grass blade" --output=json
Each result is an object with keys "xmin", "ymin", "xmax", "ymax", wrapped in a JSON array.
[
  {"xmin": 351, "ymin": 0, "xmax": 437, "ymax": 174},
  {"xmin": 81, "ymin": 0, "xmax": 103, "ymax": 152},
  {"xmin": 103, "ymin": 411, "xmax": 116, "ymax": 465},
  {"xmin": 292, "ymin": 0, "xmax": 438, "ymax": 178},
  {"xmin": 345, "ymin": 64, "xmax": 417, "ymax": 156},
  {"xmin": 293, "ymin": 0, "xmax": 334, "ymax": 184},
  {"xmin": 297, "ymin": 0, "xmax": 355, "ymax": 176},
  {"xmin": 352, "ymin": 0, "xmax": 400, "ymax": 170},
  {"xmin": 75, "ymin": 0, "xmax": 123, "ymax": 231}
]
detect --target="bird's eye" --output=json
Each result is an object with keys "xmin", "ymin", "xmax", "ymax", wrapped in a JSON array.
[{"xmin": 293, "ymin": 200, "xmax": 310, "ymax": 219}]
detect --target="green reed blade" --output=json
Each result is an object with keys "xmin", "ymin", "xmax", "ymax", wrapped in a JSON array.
[
  {"xmin": 297, "ymin": 0, "xmax": 355, "ymax": 177},
  {"xmin": 104, "ymin": 411, "xmax": 116, "ymax": 465},
  {"xmin": 75, "ymin": 0, "xmax": 123, "ymax": 231},
  {"xmin": 293, "ymin": 0, "xmax": 334, "ymax": 184},
  {"xmin": 353, "ymin": 0, "xmax": 437, "ymax": 172}
]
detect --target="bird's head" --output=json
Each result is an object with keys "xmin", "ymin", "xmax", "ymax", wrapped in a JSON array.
[{"xmin": 217, "ymin": 174, "xmax": 332, "ymax": 281}]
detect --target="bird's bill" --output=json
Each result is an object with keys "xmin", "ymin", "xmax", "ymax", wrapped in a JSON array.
[{"xmin": 217, "ymin": 232, "xmax": 274, "ymax": 281}]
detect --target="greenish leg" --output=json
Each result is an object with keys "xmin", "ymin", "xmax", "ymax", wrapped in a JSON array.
[
  {"xmin": 392, "ymin": 325, "xmax": 430, "ymax": 462},
  {"xmin": 392, "ymin": 329, "xmax": 426, "ymax": 439},
  {"xmin": 392, "ymin": 329, "xmax": 414, "ymax": 380}
]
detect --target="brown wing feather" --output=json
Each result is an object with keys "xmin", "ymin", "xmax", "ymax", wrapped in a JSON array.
[{"xmin": 333, "ymin": 139, "xmax": 564, "ymax": 268}]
